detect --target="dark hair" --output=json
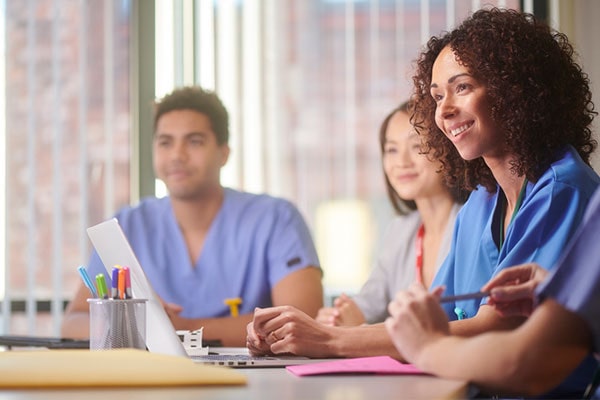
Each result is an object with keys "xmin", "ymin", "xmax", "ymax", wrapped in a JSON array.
[
  {"xmin": 380, "ymin": 101, "xmax": 469, "ymax": 215},
  {"xmin": 153, "ymin": 86, "xmax": 230, "ymax": 145},
  {"xmin": 411, "ymin": 8, "xmax": 597, "ymax": 192}
]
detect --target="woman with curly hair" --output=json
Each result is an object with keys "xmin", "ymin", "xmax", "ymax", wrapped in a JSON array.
[
  {"xmin": 246, "ymin": 9, "xmax": 598, "ymax": 396},
  {"xmin": 399, "ymin": 7, "xmax": 599, "ymax": 397}
]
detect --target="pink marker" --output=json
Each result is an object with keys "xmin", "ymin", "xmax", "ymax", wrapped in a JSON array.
[{"xmin": 122, "ymin": 266, "xmax": 133, "ymax": 299}]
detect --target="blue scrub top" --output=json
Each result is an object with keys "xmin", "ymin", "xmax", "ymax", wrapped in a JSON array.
[
  {"xmin": 431, "ymin": 147, "xmax": 599, "ymax": 397},
  {"xmin": 86, "ymin": 188, "xmax": 321, "ymax": 318},
  {"xmin": 538, "ymin": 187, "xmax": 600, "ymax": 352},
  {"xmin": 432, "ymin": 146, "xmax": 599, "ymax": 321},
  {"xmin": 537, "ymin": 188, "xmax": 600, "ymax": 398}
]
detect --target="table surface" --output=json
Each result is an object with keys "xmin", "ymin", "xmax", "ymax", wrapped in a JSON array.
[{"xmin": 0, "ymin": 367, "xmax": 469, "ymax": 400}]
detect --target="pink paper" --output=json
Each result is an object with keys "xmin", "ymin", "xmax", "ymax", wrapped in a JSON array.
[{"xmin": 286, "ymin": 356, "xmax": 426, "ymax": 376}]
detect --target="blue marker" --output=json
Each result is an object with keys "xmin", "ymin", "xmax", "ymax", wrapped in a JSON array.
[
  {"xmin": 111, "ymin": 267, "xmax": 120, "ymax": 299},
  {"xmin": 77, "ymin": 266, "xmax": 98, "ymax": 298}
]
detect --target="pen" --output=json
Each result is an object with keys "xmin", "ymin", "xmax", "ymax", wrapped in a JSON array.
[
  {"xmin": 77, "ymin": 266, "xmax": 98, "ymax": 298},
  {"xmin": 95, "ymin": 273, "xmax": 109, "ymax": 299},
  {"xmin": 440, "ymin": 291, "xmax": 490, "ymax": 303}
]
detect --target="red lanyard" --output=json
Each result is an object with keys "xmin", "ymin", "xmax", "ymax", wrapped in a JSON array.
[{"xmin": 415, "ymin": 224, "xmax": 425, "ymax": 284}]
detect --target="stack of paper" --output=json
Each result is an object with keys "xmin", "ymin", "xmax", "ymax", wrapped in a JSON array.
[{"xmin": 0, "ymin": 349, "xmax": 246, "ymax": 388}]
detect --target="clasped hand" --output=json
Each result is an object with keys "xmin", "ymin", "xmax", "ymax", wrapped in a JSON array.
[{"xmin": 246, "ymin": 306, "xmax": 337, "ymax": 358}]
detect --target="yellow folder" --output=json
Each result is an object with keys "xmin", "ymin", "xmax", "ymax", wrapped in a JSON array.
[{"xmin": 0, "ymin": 349, "xmax": 247, "ymax": 388}]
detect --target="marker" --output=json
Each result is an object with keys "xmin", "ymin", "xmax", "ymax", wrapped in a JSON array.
[
  {"xmin": 111, "ymin": 267, "xmax": 119, "ymax": 299},
  {"xmin": 118, "ymin": 268, "xmax": 126, "ymax": 299},
  {"xmin": 224, "ymin": 297, "xmax": 242, "ymax": 317},
  {"xmin": 122, "ymin": 266, "xmax": 132, "ymax": 299},
  {"xmin": 440, "ymin": 291, "xmax": 490, "ymax": 303},
  {"xmin": 77, "ymin": 266, "xmax": 98, "ymax": 298},
  {"xmin": 95, "ymin": 273, "xmax": 109, "ymax": 299}
]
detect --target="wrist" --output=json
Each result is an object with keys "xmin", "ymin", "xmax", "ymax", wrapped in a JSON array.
[{"xmin": 414, "ymin": 333, "xmax": 448, "ymax": 372}]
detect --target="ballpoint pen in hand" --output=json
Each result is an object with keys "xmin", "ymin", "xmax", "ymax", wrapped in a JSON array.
[
  {"xmin": 77, "ymin": 266, "xmax": 98, "ymax": 298},
  {"xmin": 439, "ymin": 291, "xmax": 490, "ymax": 303}
]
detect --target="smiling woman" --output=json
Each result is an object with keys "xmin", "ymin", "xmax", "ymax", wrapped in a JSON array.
[
  {"xmin": 429, "ymin": 48, "xmax": 503, "ymax": 162},
  {"xmin": 406, "ymin": 7, "xmax": 600, "ymax": 398}
]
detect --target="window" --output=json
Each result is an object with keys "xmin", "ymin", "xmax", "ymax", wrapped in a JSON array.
[
  {"xmin": 6, "ymin": 0, "xmax": 554, "ymax": 336},
  {"xmin": 1, "ymin": 0, "xmax": 131, "ymax": 335},
  {"xmin": 152, "ymin": 0, "xmax": 519, "ymax": 296}
]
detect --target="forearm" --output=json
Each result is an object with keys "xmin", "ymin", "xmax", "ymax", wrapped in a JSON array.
[
  {"xmin": 60, "ymin": 312, "xmax": 91, "ymax": 339},
  {"xmin": 418, "ymin": 301, "xmax": 591, "ymax": 397},
  {"xmin": 332, "ymin": 323, "xmax": 403, "ymax": 359},
  {"xmin": 417, "ymin": 331, "xmax": 528, "ymax": 394},
  {"xmin": 273, "ymin": 267, "xmax": 323, "ymax": 318},
  {"xmin": 449, "ymin": 305, "xmax": 525, "ymax": 336},
  {"xmin": 176, "ymin": 313, "xmax": 254, "ymax": 347},
  {"xmin": 61, "ymin": 283, "xmax": 93, "ymax": 339}
]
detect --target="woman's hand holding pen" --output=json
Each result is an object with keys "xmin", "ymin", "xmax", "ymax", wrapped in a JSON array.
[
  {"xmin": 482, "ymin": 263, "xmax": 549, "ymax": 317},
  {"xmin": 385, "ymin": 283, "xmax": 449, "ymax": 364}
]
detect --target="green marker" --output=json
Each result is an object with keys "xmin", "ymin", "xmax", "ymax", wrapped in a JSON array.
[{"xmin": 95, "ymin": 273, "xmax": 109, "ymax": 299}]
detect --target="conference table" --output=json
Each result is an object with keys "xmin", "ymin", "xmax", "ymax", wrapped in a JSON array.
[{"xmin": 0, "ymin": 367, "xmax": 469, "ymax": 399}]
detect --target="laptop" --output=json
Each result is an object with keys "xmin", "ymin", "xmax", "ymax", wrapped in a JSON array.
[
  {"xmin": 0, "ymin": 335, "xmax": 89, "ymax": 350},
  {"xmin": 86, "ymin": 218, "xmax": 330, "ymax": 367}
]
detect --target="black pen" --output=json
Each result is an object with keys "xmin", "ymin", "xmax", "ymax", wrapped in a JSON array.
[{"xmin": 439, "ymin": 291, "xmax": 490, "ymax": 303}]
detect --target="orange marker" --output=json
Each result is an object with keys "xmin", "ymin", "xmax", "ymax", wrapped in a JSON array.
[{"xmin": 118, "ymin": 268, "xmax": 126, "ymax": 299}]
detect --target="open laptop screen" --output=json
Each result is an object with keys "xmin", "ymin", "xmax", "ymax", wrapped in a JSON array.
[{"xmin": 87, "ymin": 218, "xmax": 188, "ymax": 358}]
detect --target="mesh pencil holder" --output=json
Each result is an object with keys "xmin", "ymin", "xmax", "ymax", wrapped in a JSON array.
[{"xmin": 87, "ymin": 298, "xmax": 147, "ymax": 350}]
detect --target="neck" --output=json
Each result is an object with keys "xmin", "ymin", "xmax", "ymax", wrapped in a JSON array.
[
  {"xmin": 414, "ymin": 193, "xmax": 455, "ymax": 236},
  {"xmin": 485, "ymin": 155, "xmax": 526, "ymax": 210},
  {"xmin": 497, "ymin": 174, "xmax": 527, "ymax": 250},
  {"xmin": 414, "ymin": 192, "xmax": 456, "ymax": 289},
  {"xmin": 170, "ymin": 186, "xmax": 225, "ymax": 232},
  {"xmin": 498, "ymin": 175, "xmax": 527, "ymax": 213}
]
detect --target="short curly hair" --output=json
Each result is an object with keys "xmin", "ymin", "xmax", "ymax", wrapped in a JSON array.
[
  {"xmin": 153, "ymin": 86, "xmax": 229, "ymax": 145},
  {"xmin": 411, "ymin": 8, "xmax": 597, "ymax": 192}
]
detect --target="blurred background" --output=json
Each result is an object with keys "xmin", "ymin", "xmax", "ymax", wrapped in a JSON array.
[{"xmin": 1, "ymin": 0, "xmax": 598, "ymax": 336}]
